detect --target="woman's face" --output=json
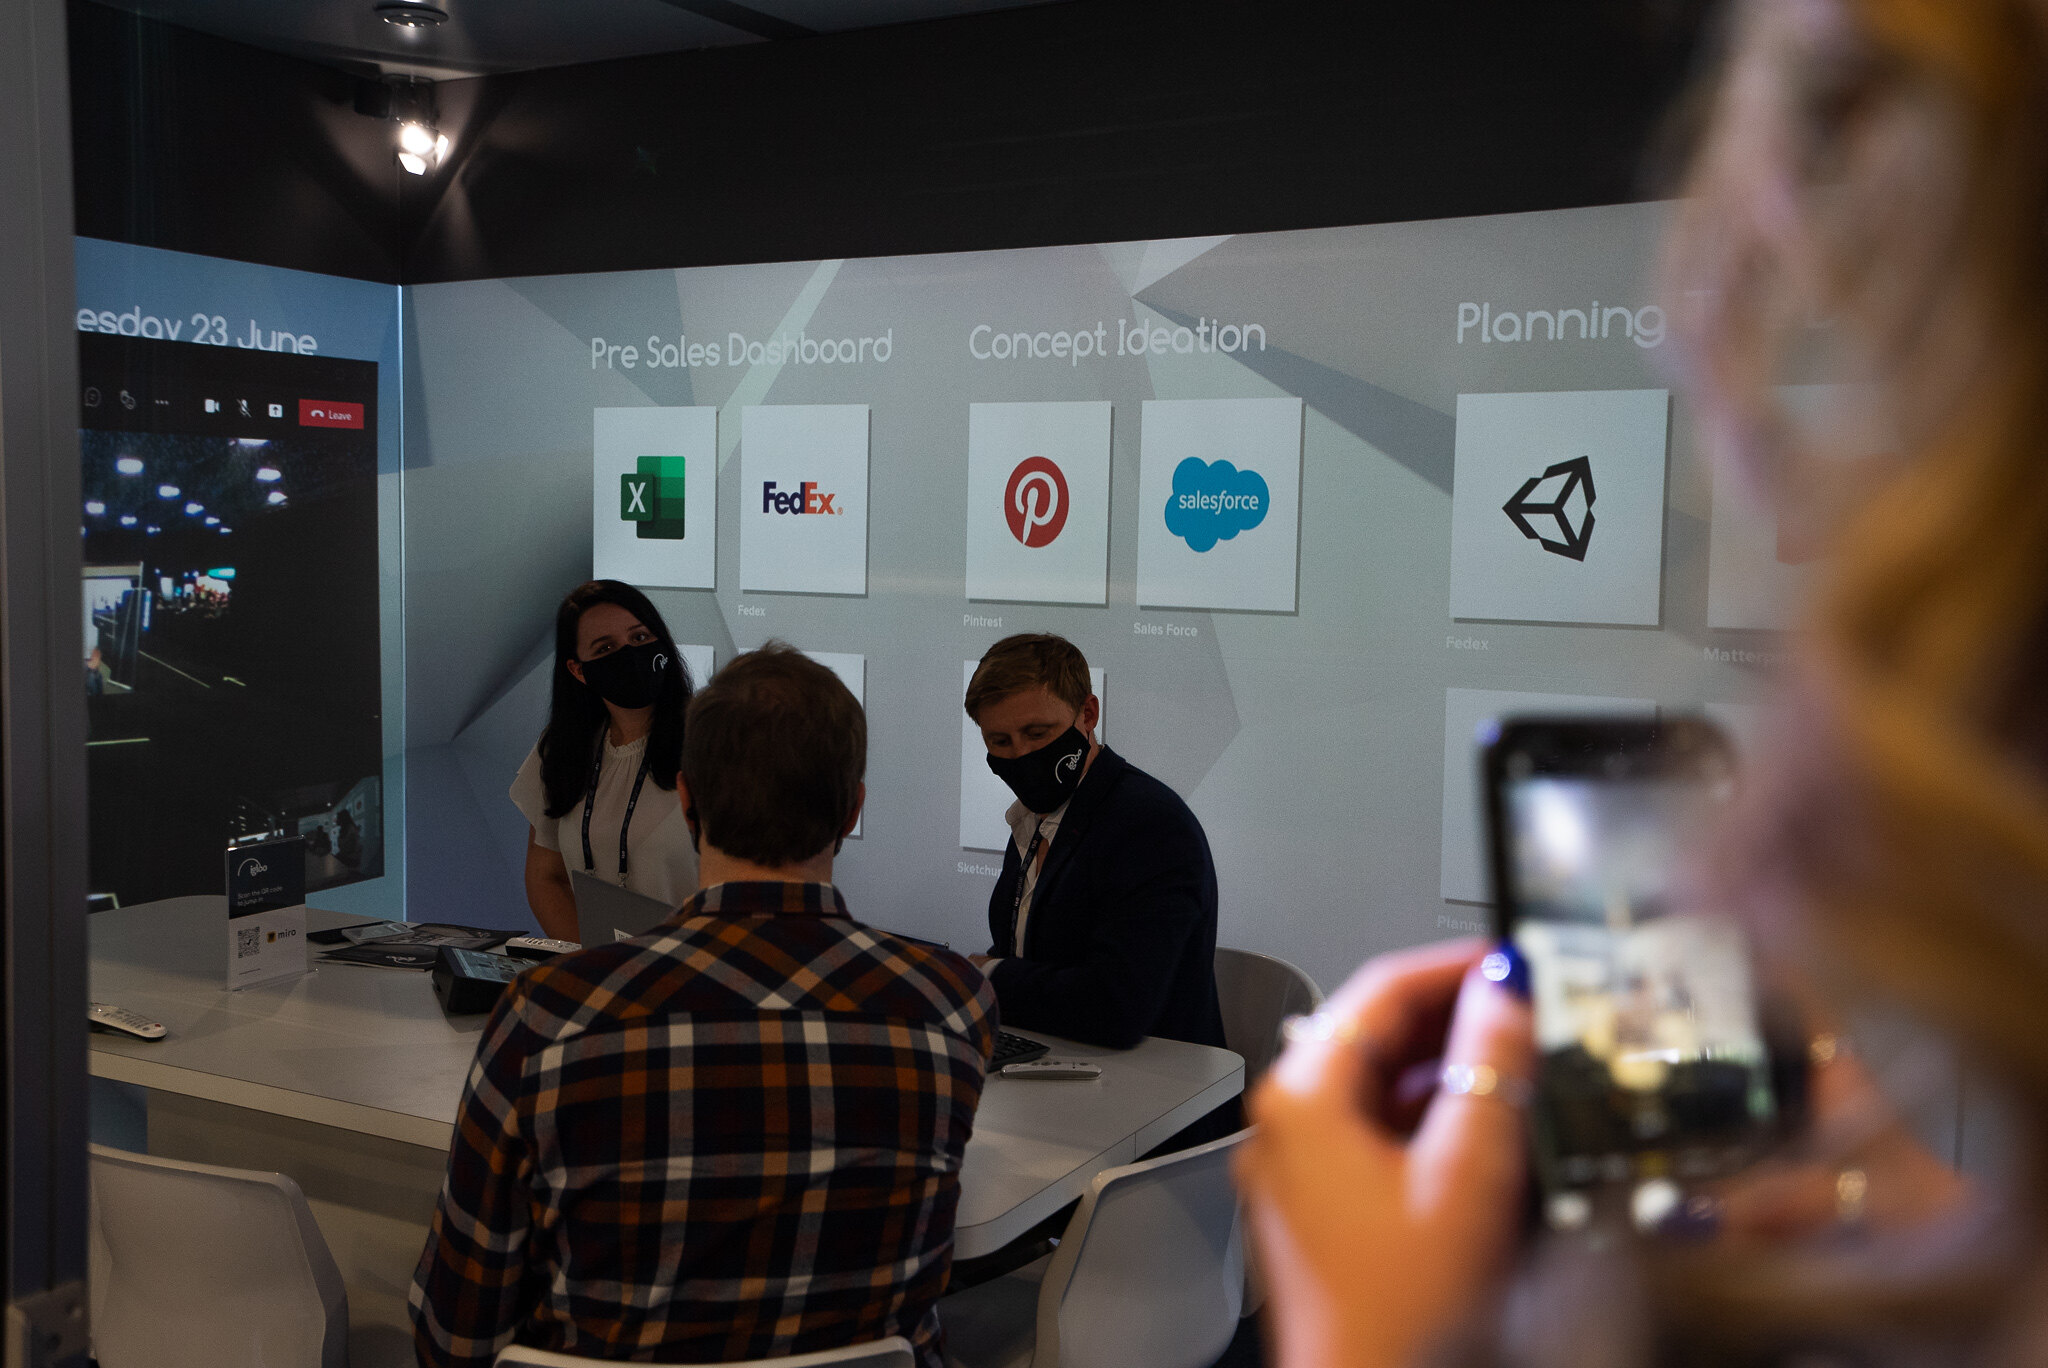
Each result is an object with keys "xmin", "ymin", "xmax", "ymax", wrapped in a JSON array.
[{"xmin": 565, "ymin": 601, "xmax": 655, "ymax": 686}]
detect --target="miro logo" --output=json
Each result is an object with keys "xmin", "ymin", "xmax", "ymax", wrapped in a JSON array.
[
  {"xmin": 621, "ymin": 456, "xmax": 687, "ymax": 539},
  {"xmin": 1004, "ymin": 457, "xmax": 1069, "ymax": 548},
  {"xmin": 761, "ymin": 481, "xmax": 843, "ymax": 515},
  {"xmin": 1164, "ymin": 457, "xmax": 1268, "ymax": 552}
]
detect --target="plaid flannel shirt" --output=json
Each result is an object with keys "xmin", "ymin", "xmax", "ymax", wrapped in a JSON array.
[{"xmin": 409, "ymin": 881, "xmax": 997, "ymax": 1368}]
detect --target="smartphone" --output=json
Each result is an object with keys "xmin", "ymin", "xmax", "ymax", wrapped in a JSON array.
[{"xmin": 1483, "ymin": 715, "xmax": 1781, "ymax": 1235}]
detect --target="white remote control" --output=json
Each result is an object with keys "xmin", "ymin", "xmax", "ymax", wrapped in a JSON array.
[
  {"xmin": 504, "ymin": 936, "xmax": 581, "ymax": 959},
  {"xmin": 1000, "ymin": 1059, "xmax": 1103, "ymax": 1080},
  {"xmin": 89, "ymin": 1002, "xmax": 166, "ymax": 1040}
]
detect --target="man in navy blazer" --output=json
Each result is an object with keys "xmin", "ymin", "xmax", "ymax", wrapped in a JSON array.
[{"xmin": 965, "ymin": 634, "xmax": 1227, "ymax": 1053}]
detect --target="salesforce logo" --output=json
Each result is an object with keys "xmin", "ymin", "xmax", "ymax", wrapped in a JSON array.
[{"xmin": 1164, "ymin": 457, "xmax": 1268, "ymax": 552}]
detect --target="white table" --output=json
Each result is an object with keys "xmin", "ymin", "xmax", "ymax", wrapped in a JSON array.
[{"xmin": 89, "ymin": 898, "xmax": 1243, "ymax": 1364}]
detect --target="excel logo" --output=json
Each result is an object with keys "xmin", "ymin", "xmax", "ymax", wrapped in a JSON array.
[{"xmin": 620, "ymin": 457, "xmax": 686, "ymax": 540}]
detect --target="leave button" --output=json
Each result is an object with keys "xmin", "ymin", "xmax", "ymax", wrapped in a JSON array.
[{"xmin": 299, "ymin": 399, "xmax": 364, "ymax": 429}]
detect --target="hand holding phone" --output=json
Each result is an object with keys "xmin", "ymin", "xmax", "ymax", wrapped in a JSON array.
[{"xmin": 1237, "ymin": 942, "xmax": 1533, "ymax": 1368}]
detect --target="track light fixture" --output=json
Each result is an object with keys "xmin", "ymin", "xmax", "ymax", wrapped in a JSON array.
[{"xmin": 370, "ymin": 76, "xmax": 451, "ymax": 176}]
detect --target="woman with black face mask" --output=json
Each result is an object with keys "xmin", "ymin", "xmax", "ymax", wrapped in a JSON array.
[{"xmin": 509, "ymin": 580, "xmax": 697, "ymax": 941}]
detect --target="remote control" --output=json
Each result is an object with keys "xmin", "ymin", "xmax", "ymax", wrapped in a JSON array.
[
  {"xmin": 1000, "ymin": 1059, "xmax": 1102, "ymax": 1080},
  {"xmin": 503, "ymin": 936, "xmax": 580, "ymax": 959},
  {"xmin": 88, "ymin": 1002, "xmax": 166, "ymax": 1041}
]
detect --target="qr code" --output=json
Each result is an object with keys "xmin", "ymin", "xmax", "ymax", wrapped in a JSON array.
[{"xmin": 236, "ymin": 925, "xmax": 261, "ymax": 959}]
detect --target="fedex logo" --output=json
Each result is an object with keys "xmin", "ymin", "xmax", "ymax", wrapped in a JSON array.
[{"xmin": 761, "ymin": 480, "xmax": 844, "ymax": 515}]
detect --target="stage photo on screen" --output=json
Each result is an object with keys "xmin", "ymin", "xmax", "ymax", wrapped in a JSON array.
[{"xmin": 79, "ymin": 333, "xmax": 383, "ymax": 906}]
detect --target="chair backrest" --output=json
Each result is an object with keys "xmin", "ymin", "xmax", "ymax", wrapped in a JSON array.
[
  {"xmin": 1213, "ymin": 947, "xmax": 1323, "ymax": 1088},
  {"xmin": 494, "ymin": 1335, "xmax": 917, "ymax": 1367},
  {"xmin": 1032, "ymin": 1129, "xmax": 1248, "ymax": 1368},
  {"xmin": 88, "ymin": 1143, "xmax": 348, "ymax": 1368}
]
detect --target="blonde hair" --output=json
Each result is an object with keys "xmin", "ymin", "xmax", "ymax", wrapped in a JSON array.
[
  {"xmin": 1638, "ymin": 0, "xmax": 2048, "ymax": 1349},
  {"xmin": 964, "ymin": 634, "xmax": 1092, "ymax": 721}
]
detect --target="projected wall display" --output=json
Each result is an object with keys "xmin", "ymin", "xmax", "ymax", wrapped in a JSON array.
[
  {"xmin": 593, "ymin": 406, "xmax": 718, "ymax": 590},
  {"xmin": 78, "ymin": 333, "xmax": 383, "ymax": 907},
  {"xmin": 1135, "ymin": 397, "xmax": 1304, "ymax": 613},
  {"xmin": 1448, "ymin": 389, "xmax": 1671, "ymax": 626},
  {"xmin": 740, "ymin": 405, "xmax": 871, "ymax": 596},
  {"xmin": 401, "ymin": 201, "xmax": 1790, "ymax": 979},
  {"xmin": 964, "ymin": 401, "xmax": 1113, "ymax": 606}
]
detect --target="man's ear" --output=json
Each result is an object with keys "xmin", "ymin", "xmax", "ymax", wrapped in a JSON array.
[
  {"xmin": 841, "ymin": 782, "xmax": 866, "ymax": 839},
  {"xmin": 676, "ymin": 774, "xmax": 699, "ymax": 833},
  {"xmin": 1079, "ymin": 694, "xmax": 1101, "ymax": 739}
]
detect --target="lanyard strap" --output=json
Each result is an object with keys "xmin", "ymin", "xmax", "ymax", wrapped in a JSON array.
[
  {"xmin": 581, "ymin": 738, "xmax": 653, "ymax": 885},
  {"xmin": 1007, "ymin": 821, "xmax": 1047, "ymax": 953}
]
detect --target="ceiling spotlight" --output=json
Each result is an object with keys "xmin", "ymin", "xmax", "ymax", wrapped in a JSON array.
[
  {"xmin": 255, "ymin": 466, "xmax": 281, "ymax": 482},
  {"xmin": 219, "ymin": 527, "xmax": 233, "ymax": 535},
  {"xmin": 376, "ymin": 2, "xmax": 448, "ymax": 27},
  {"xmin": 119, "ymin": 515, "xmax": 137, "ymax": 527},
  {"xmin": 157, "ymin": 484, "xmax": 180, "ymax": 498},
  {"xmin": 85, "ymin": 500, "xmax": 105, "ymax": 515},
  {"xmin": 185, "ymin": 502, "xmax": 204, "ymax": 515},
  {"xmin": 115, "ymin": 457, "xmax": 143, "ymax": 475},
  {"xmin": 145, "ymin": 525, "xmax": 161, "ymax": 535},
  {"xmin": 205, "ymin": 516, "xmax": 220, "ymax": 526},
  {"xmin": 395, "ymin": 119, "xmax": 450, "ymax": 176},
  {"xmin": 267, "ymin": 491, "xmax": 288, "ymax": 505}
]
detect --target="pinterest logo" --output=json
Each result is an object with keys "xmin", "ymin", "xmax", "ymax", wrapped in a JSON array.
[{"xmin": 1004, "ymin": 456, "xmax": 1069, "ymax": 548}]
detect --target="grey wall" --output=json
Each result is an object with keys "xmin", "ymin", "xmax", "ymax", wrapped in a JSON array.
[{"xmin": 400, "ymin": 203, "xmax": 1786, "ymax": 992}]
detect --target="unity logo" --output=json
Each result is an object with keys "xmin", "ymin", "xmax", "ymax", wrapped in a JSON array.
[
  {"xmin": 761, "ymin": 480, "xmax": 844, "ymax": 515},
  {"xmin": 1004, "ymin": 457, "xmax": 1069, "ymax": 548},
  {"xmin": 1165, "ymin": 457, "xmax": 1268, "ymax": 553},
  {"xmin": 621, "ymin": 456, "xmax": 687, "ymax": 540},
  {"xmin": 1503, "ymin": 456, "xmax": 1596, "ymax": 561}
]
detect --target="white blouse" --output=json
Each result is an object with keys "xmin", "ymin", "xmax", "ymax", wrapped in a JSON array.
[{"xmin": 510, "ymin": 734, "xmax": 699, "ymax": 910}]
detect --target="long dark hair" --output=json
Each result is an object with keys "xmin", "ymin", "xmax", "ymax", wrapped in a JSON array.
[{"xmin": 538, "ymin": 580, "xmax": 694, "ymax": 818}]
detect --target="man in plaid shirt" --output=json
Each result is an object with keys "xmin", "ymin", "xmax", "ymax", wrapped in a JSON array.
[{"xmin": 411, "ymin": 644, "xmax": 997, "ymax": 1368}]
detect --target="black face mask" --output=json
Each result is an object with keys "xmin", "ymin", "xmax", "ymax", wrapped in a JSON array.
[
  {"xmin": 987, "ymin": 726, "xmax": 1090, "ymax": 814},
  {"xmin": 578, "ymin": 640, "xmax": 670, "ymax": 710}
]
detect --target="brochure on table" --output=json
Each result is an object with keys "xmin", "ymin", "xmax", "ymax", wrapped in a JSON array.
[{"xmin": 226, "ymin": 835, "xmax": 308, "ymax": 990}]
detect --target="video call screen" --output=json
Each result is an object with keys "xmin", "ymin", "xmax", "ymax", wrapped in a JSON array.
[{"xmin": 78, "ymin": 332, "xmax": 383, "ymax": 906}]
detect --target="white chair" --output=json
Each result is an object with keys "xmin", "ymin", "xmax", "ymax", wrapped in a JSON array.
[
  {"xmin": 494, "ymin": 1337, "xmax": 916, "ymax": 1367},
  {"xmin": 1213, "ymin": 946, "xmax": 1323, "ymax": 1090},
  {"xmin": 88, "ymin": 1143, "xmax": 348, "ymax": 1368},
  {"xmin": 941, "ymin": 1129, "xmax": 1248, "ymax": 1368}
]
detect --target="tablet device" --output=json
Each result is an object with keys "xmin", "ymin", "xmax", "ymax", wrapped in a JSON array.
[{"xmin": 570, "ymin": 870, "xmax": 674, "ymax": 946}]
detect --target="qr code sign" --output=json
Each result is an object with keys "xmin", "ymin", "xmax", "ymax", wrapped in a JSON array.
[{"xmin": 237, "ymin": 925, "xmax": 261, "ymax": 959}]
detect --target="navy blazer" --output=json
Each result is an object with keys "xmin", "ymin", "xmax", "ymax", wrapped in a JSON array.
[{"xmin": 985, "ymin": 746, "xmax": 1226, "ymax": 1051}]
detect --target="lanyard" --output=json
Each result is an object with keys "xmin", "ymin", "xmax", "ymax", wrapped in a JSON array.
[
  {"xmin": 1007, "ymin": 820, "xmax": 1048, "ymax": 953},
  {"xmin": 581, "ymin": 737, "xmax": 653, "ymax": 886}
]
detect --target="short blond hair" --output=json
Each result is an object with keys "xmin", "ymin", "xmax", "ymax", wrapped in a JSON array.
[{"xmin": 964, "ymin": 634, "xmax": 1091, "ymax": 721}]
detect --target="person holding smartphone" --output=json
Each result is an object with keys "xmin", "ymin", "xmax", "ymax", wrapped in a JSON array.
[
  {"xmin": 510, "ymin": 580, "xmax": 697, "ymax": 941},
  {"xmin": 1238, "ymin": 0, "xmax": 2047, "ymax": 1363}
]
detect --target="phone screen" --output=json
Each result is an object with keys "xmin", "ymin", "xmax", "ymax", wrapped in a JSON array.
[{"xmin": 1494, "ymin": 722, "xmax": 1776, "ymax": 1233}]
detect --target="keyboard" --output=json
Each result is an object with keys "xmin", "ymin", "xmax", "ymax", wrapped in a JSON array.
[{"xmin": 991, "ymin": 1030, "xmax": 1050, "ymax": 1068}]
